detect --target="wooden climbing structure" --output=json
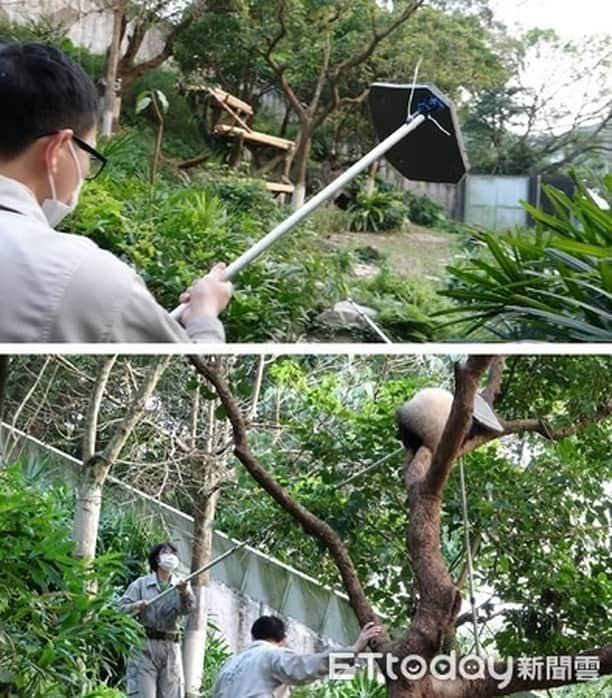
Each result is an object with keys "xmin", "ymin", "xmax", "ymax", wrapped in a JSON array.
[{"xmin": 182, "ymin": 84, "xmax": 295, "ymax": 199}]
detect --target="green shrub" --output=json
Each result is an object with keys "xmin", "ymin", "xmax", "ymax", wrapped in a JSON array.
[
  {"xmin": 122, "ymin": 66, "xmax": 205, "ymax": 158},
  {"xmin": 348, "ymin": 190, "xmax": 407, "ymax": 232},
  {"xmin": 406, "ymin": 192, "xmax": 446, "ymax": 228},
  {"xmin": 355, "ymin": 269, "xmax": 443, "ymax": 342},
  {"xmin": 293, "ymin": 671, "xmax": 385, "ymax": 697},
  {"xmin": 200, "ymin": 620, "xmax": 232, "ymax": 696},
  {"xmin": 67, "ymin": 135, "xmax": 353, "ymax": 341},
  {"xmin": 0, "ymin": 465, "xmax": 142, "ymax": 697},
  {"xmin": 438, "ymin": 174, "xmax": 612, "ymax": 341},
  {"xmin": 310, "ymin": 205, "xmax": 352, "ymax": 235}
]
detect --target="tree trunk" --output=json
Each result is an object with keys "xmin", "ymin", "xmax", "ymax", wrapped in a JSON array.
[
  {"xmin": 72, "ymin": 473, "xmax": 103, "ymax": 560},
  {"xmin": 365, "ymin": 161, "xmax": 379, "ymax": 195},
  {"xmin": 183, "ymin": 366, "xmax": 228, "ymax": 696},
  {"xmin": 290, "ymin": 133, "xmax": 312, "ymax": 210},
  {"xmin": 101, "ymin": 2, "xmax": 125, "ymax": 137},
  {"xmin": 386, "ymin": 680, "xmax": 433, "ymax": 698},
  {"xmin": 183, "ymin": 490, "xmax": 219, "ymax": 697},
  {"xmin": 0, "ymin": 356, "xmax": 9, "ymax": 424},
  {"xmin": 72, "ymin": 357, "xmax": 169, "ymax": 561}
]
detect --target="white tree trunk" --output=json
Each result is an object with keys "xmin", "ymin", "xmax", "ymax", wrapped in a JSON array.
[
  {"xmin": 291, "ymin": 182, "xmax": 306, "ymax": 209},
  {"xmin": 183, "ymin": 572, "xmax": 211, "ymax": 696},
  {"xmin": 72, "ymin": 356, "xmax": 170, "ymax": 561},
  {"xmin": 290, "ymin": 135, "xmax": 311, "ymax": 210},
  {"xmin": 183, "ymin": 365, "xmax": 226, "ymax": 696},
  {"xmin": 101, "ymin": 3, "xmax": 125, "ymax": 137},
  {"xmin": 72, "ymin": 479, "xmax": 103, "ymax": 560}
]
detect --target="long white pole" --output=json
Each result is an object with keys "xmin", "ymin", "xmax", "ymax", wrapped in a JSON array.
[
  {"xmin": 139, "ymin": 539, "xmax": 250, "ymax": 611},
  {"xmin": 169, "ymin": 113, "xmax": 426, "ymax": 321}
]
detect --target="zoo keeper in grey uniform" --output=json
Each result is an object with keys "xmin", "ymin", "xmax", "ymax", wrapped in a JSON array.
[
  {"xmin": 0, "ymin": 41, "xmax": 232, "ymax": 343},
  {"xmin": 119, "ymin": 542, "xmax": 195, "ymax": 697},
  {"xmin": 212, "ymin": 615, "xmax": 383, "ymax": 698}
]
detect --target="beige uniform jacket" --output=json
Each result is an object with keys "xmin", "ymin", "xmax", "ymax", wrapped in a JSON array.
[
  {"xmin": 212, "ymin": 640, "xmax": 349, "ymax": 698},
  {"xmin": 0, "ymin": 175, "xmax": 225, "ymax": 343}
]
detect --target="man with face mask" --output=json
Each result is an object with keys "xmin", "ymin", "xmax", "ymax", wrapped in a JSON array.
[
  {"xmin": 0, "ymin": 41, "xmax": 232, "ymax": 343},
  {"xmin": 119, "ymin": 542, "xmax": 195, "ymax": 697}
]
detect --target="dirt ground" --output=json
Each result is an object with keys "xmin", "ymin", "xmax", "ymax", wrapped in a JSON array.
[{"xmin": 321, "ymin": 223, "xmax": 461, "ymax": 281}]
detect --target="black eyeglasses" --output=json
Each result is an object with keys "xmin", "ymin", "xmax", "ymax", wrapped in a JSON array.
[
  {"xmin": 72, "ymin": 135, "xmax": 107, "ymax": 180},
  {"xmin": 36, "ymin": 132, "xmax": 107, "ymax": 180}
]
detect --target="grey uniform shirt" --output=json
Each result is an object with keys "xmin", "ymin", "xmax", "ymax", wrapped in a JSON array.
[
  {"xmin": 118, "ymin": 572, "xmax": 196, "ymax": 631},
  {"xmin": 212, "ymin": 640, "xmax": 348, "ymax": 698},
  {"xmin": 0, "ymin": 175, "xmax": 225, "ymax": 343}
]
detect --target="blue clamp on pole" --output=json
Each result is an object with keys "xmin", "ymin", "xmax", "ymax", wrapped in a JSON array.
[{"xmin": 415, "ymin": 94, "xmax": 446, "ymax": 116}]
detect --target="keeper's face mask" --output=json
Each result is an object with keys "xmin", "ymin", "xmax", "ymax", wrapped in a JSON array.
[
  {"xmin": 158, "ymin": 552, "xmax": 180, "ymax": 572},
  {"xmin": 42, "ymin": 139, "xmax": 84, "ymax": 227}
]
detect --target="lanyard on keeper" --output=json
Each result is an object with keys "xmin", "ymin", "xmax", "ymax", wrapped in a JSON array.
[{"xmin": 0, "ymin": 204, "xmax": 23, "ymax": 215}]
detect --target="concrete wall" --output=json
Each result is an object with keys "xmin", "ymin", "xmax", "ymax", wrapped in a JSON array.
[{"xmin": 0, "ymin": 0, "xmax": 165, "ymax": 62}]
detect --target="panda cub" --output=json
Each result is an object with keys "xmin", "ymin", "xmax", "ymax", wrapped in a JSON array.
[{"xmin": 396, "ymin": 387, "xmax": 503, "ymax": 454}]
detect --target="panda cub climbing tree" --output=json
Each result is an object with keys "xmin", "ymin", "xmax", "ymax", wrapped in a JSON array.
[{"xmin": 396, "ymin": 388, "xmax": 504, "ymax": 455}]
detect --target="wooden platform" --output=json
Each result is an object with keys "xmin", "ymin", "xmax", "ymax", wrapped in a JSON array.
[
  {"xmin": 214, "ymin": 124, "xmax": 294, "ymax": 151},
  {"xmin": 264, "ymin": 182, "xmax": 295, "ymax": 194},
  {"xmin": 184, "ymin": 85, "xmax": 254, "ymax": 116}
]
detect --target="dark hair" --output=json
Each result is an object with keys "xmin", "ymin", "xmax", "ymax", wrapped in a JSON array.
[
  {"xmin": 251, "ymin": 616, "xmax": 287, "ymax": 642},
  {"xmin": 0, "ymin": 41, "xmax": 98, "ymax": 159},
  {"xmin": 148, "ymin": 542, "xmax": 178, "ymax": 572}
]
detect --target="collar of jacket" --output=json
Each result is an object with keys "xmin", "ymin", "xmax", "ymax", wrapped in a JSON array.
[
  {"xmin": 144, "ymin": 572, "xmax": 175, "ymax": 590},
  {"xmin": 0, "ymin": 174, "xmax": 50, "ymax": 227}
]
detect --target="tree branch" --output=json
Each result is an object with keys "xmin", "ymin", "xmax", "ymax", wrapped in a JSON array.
[
  {"xmin": 481, "ymin": 356, "xmax": 505, "ymax": 405},
  {"xmin": 461, "ymin": 399, "xmax": 612, "ymax": 456},
  {"xmin": 90, "ymin": 356, "xmax": 170, "ymax": 483},
  {"xmin": 424, "ymin": 357, "xmax": 494, "ymax": 497},
  {"xmin": 189, "ymin": 355, "xmax": 384, "ymax": 637},
  {"xmin": 82, "ymin": 356, "xmax": 118, "ymax": 462},
  {"xmin": 333, "ymin": 0, "xmax": 425, "ymax": 78}
]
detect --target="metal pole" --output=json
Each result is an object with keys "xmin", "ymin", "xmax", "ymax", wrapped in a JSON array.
[
  {"xmin": 140, "ymin": 538, "xmax": 250, "ymax": 610},
  {"xmin": 459, "ymin": 456, "xmax": 481, "ymax": 656},
  {"xmin": 169, "ymin": 113, "xmax": 427, "ymax": 321},
  {"xmin": 346, "ymin": 297, "xmax": 393, "ymax": 344}
]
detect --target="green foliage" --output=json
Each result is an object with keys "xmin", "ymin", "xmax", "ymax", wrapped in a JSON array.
[
  {"xmin": 121, "ymin": 67, "xmax": 205, "ymax": 159},
  {"xmin": 67, "ymin": 133, "xmax": 353, "ymax": 341},
  {"xmin": 555, "ymin": 678, "xmax": 612, "ymax": 696},
  {"xmin": 439, "ymin": 175, "xmax": 612, "ymax": 341},
  {"xmin": 354, "ymin": 269, "xmax": 444, "ymax": 342},
  {"xmin": 406, "ymin": 192, "xmax": 447, "ymax": 229},
  {"xmin": 136, "ymin": 89, "xmax": 169, "ymax": 116},
  {"xmin": 348, "ymin": 190, "xmax": 407, "ymax": 233},
  {"xmin": 461, "ymin": 30, "xmax": 612, "ymax": 174},
  {"xmin": 216, "ymin": 356, "xmax": 451, "ymax": 621},
  {"xmin": 96, "ymin": 502, "xmax": 165, "ymax": 592},
  {"xmin": 200, "ymin": 620, "xmax": 232, "ymax": 696},
  {"xmin": 293, "ymin": 672, "xmax": 385, "ymax": 697},
  {"xmin": 212, "ymin": 354, "xmax": 612, "ymax": 662},
  {"xmin": 310, "ymin": 205, "xmax": 353, "ymax": 235},
  {"xmin": 0, "ymin": 465, "xmax": 142, "ymax": 697}
]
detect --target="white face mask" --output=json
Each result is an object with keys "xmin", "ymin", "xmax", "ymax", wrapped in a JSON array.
[
  {"xmin": 158, "ymin": 553, "xmax": 179, "ymax": 572},
  {"xmin": 42, "ymin": 140, "xmax": 83, "ymax": 228}
]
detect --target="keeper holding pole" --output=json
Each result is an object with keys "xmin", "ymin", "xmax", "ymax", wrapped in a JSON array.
[
  {"xmin": 0, "ymin": 42, "xmax": 232, "ymax": 343},
  {"xmin": 118, "ymin": 542, "xmax": 195, "ymax": 697}
]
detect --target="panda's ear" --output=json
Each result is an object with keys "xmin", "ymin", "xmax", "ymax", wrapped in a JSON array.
[{"xmin": 473, "ymin": 393, "xmax": 503, "ymax": 433}]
